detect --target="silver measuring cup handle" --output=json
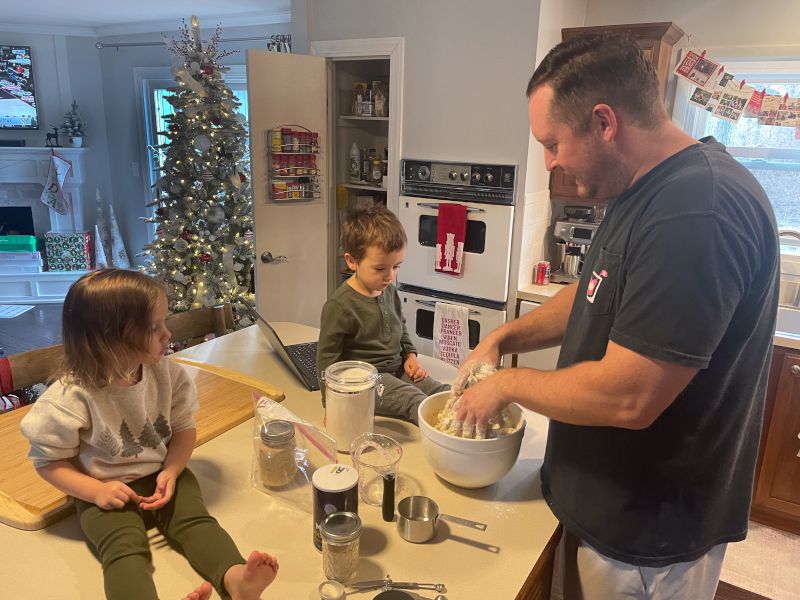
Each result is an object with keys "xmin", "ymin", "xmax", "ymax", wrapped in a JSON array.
[{"xmin": 438, "ymin": 513, "xmax": 487, "ymax": 531}]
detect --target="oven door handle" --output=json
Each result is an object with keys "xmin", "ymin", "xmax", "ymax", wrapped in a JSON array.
[
  {"xmin": 417, "ymin": 202, "xmax": 486, "ymax": 214},
  {"xmin": 415, "ymin": 299, "xmax": 481, "ymax": 316}
]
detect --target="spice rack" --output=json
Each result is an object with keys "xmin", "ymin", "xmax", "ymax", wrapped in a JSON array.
[{"xmin": 267, "ymin": 125, "xmax": 322, "ymax": 202}]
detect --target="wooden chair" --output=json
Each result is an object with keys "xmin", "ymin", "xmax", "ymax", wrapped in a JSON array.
[
  {"xmin": 166, "ymin": 303, "xmax": 235, "ymax": 348},
  {"xmin": 0, "ymin": 344, "xmax": 64, "ymax": 396}
]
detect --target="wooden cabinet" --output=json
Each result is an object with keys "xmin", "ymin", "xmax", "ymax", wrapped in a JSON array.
[
  {"xmin": 550, "ymin": 22, "xmax": 685, "ymax": 200},
  {"xmin": 752, "ymin": 346, "xmax": 800, "ymax": 534}
]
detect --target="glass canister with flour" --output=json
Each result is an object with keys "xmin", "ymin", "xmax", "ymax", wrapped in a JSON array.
[{"xmin": 323, "ymin": 361, "xmax": 381, "ymax": 453}]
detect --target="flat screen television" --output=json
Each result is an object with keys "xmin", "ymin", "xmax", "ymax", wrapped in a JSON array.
[{"xmin": 0, "ymin": 45, "xmax": 39, "ymax": 129}]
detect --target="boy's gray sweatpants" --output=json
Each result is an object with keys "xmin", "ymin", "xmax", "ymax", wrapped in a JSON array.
[{"xmin": 376, "ymin": 371, "xmax": 450, "ymax": 425}]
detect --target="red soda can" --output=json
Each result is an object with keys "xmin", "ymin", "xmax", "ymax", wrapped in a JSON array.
[{"xmin": 535, "ymin": 260, "xmax": 551, "ymax": 285}]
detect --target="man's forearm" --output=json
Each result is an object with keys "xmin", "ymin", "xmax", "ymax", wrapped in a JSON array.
[{"xmin": 494, "ymin": 284, "xmax": 577, "ymax": 356}]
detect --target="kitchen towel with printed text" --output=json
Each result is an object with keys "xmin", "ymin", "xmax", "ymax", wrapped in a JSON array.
[
  {"xmin": 433, "ymin": 301, "xmax": 469, "ymax": 368},
  {"xmin": 434, "ymin": 203, "xmax": 467, "ymax": 275}
]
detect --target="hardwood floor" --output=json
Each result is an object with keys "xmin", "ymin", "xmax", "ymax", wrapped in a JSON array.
[
  {"xmin": 715, "ymin": 581, "xmax": 773, "ymax": 600},
  {"xmin": 0, "ymin": 304, "xmax": 62, "ymax": 356}
]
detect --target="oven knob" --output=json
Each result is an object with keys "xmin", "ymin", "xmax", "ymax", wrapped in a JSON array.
[
  {"xmin": 485, "ymin": 173, "xmax": 494, "ymax": 183},
  {"xmin": 472, "ymin": 172, "xmax": 481, "ymax": 183},
  {"xmin": 416, "ymin": 165, "xmax": 431, "ymax": 180},
  {"xmin": 449, "ymin": 170, "xmax": 458, "ymax": 180},
  {"xmin": 461, "ymin": 171, "xmax": 470, "ymax": 181}
]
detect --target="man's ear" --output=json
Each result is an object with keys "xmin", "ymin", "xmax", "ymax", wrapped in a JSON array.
[{"xmin": 592, "ymin": 103, "xmax": 618, "ymax": 141}]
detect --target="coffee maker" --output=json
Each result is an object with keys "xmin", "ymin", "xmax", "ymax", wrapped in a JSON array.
[{"xmin": 551, "ymin": 205, "xmax": 601, "ymax": 280}]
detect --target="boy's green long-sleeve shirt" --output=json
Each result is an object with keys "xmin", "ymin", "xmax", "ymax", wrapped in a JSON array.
[{"xmin": 317, "ymin": 281, "xmax": 417, "ymax": 382}]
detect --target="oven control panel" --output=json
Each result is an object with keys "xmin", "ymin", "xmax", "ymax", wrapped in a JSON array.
[{"xmin": 401, "ymin": 159, "xmax": 516, "ymax": 205}]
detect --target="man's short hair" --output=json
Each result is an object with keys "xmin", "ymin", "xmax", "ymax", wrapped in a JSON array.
[
  {"xmin": 342, "ymin": 205, "xmax": 407, "ymax": 260},
  {"xmin": 526, "ymin": 32, "xmax": 666, "ymax": 132}
]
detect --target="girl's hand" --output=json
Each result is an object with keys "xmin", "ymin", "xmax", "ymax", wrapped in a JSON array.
[
  {"xmin": 138, "ymin": 470, "xmax": 177, "ymax": 510},
  {"xmin": 404, "ymin": 354, "xmax": 428, "ymax": 382},
  {"xmin": 94, "ymin": 481, "xmax": 141, "ymax": 510}
]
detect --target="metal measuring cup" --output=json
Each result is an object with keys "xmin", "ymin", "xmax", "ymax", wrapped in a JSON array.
[{"xmin": 396, "ymin": 496, "xmax": 487, "ymax": 543}]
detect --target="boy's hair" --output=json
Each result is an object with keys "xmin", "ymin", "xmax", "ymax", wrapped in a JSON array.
[
  {"xmin": 60, "ymin": 269, "xmax": 167, "ymax": 388},
  {"xmin": 526, "ymin": 32, "xmax": 666, "ymax": 133},
  {"xmin": 341, "ymin": 205, "xmax": 407, "ymax": 260}
]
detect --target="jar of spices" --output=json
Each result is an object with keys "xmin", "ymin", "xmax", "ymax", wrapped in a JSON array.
[
  {"xmin": 320, "ymin": 511, "xmax": 361, "ymax": 583},
  {"xmin": 258, "ymin": 420, "xmax": 298, "ymax": 487}
]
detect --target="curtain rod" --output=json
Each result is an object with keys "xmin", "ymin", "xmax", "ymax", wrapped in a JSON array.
[{"xmin": 95, "ymin": 34, "xmax": 290, "ymax": 50}]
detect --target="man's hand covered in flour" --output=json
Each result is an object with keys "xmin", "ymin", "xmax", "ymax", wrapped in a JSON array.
[{"xmin": 454, "ymin": 370, "xmax": 511, "ymax": 438}]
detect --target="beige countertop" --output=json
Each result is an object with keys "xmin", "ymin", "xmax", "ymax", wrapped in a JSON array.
[{"xmin": 1, "ymin": 324, "xmax": 557, "ymax": 599}]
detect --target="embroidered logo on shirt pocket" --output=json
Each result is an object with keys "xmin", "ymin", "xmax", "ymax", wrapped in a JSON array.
[{"xmin": 585, "ymin": 248, "xmax": 621, "ymax": 316}]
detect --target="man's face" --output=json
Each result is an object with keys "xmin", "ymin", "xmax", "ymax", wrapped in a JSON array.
[{"xmin": 528, "ymin": 85, "xmax": 622, "ymax": 199}]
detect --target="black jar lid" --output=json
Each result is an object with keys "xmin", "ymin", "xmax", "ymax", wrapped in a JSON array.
[{"xmin": 260, "ymin": 419, "xmax": 295, "ymax": 446}]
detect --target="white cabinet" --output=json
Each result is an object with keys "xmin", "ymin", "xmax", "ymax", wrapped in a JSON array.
[
  {"xmin": 513, "ymin": 300, "xmax": 561, "ymax": 370},
  {"xmin": 246, "ymin": 39, "xmax": 404, "ymax": 326}
]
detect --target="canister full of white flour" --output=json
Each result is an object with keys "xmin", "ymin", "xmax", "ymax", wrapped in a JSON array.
[{"xmin": 324, "ymin": 360, "xmax": 381, "ymax": 453}]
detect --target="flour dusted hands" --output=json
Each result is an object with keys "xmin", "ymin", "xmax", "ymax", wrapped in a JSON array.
[{"xmin": 435, "ymin": 362, "xmax": 516, "ymax": 439}]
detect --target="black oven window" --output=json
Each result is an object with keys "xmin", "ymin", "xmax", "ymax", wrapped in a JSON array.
[
  {"xmin": 415, "ymin": 309, "xmax": 480, "ymax": 349},
  {"xmin": 418, "ymin": 216, "xmax": 486, "ymax": 254}
]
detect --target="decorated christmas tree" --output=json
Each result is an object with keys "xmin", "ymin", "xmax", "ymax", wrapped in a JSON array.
[{"xmin": 143, "ymin": 16, "xmax": 255, "ymax": 323}]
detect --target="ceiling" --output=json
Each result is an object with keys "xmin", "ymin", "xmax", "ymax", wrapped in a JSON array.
[{"xmin": 0, "ymin": 0, "xmax": 291, "ymax": 36}]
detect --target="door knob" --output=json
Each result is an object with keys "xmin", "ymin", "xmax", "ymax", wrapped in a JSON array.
[
  {"xmin": 261, "ymin": 251, "xmax": 287, "ymax": 264},
  {"xmin": 792, "ymin": 365, "xmax": 800, "ymax": 376}
]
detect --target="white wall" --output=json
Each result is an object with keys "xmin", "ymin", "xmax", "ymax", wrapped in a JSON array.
[
  {"xmin": 585, "ymin": 0, "xmax": 800, "ymax": 59},
  {"xmin": 308, "ymin": 0, "xmax": 541, "ymax": 307}
]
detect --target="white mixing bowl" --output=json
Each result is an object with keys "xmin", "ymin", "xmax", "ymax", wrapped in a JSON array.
[{"xmin": 418, "ymin": 391, "xmax": 526, "ymax": 488}]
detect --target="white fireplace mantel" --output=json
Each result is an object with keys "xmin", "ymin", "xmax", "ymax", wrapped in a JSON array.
[
  {"xmin": 0, "ymin": 146, "xmax": 88, "ymax": 232},
  {"xmin": 0, "ymin": 147, "xmax": 90, "ymax": 304}
]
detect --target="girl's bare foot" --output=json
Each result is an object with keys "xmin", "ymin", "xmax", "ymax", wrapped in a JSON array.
[
  {"xmin": 224, "ymin": 551, "xmax": 279, "ymax": 600},
  {"xmin": 182, "ymin": 581, "xmax": 213, "ymax": 600}
]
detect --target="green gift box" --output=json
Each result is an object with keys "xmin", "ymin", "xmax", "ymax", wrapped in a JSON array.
[
  {"xmin": 44, "ymin": 231, "xmax": 93, "ymax": 271},
  {"xmin": 0, "ymin": 235, "xmax": 37, "ymax": 253}
]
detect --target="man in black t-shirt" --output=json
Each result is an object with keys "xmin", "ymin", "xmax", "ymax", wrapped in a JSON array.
[{"xmin": 454, "ymin": 33, "xmax": 779, "ymax": 599}]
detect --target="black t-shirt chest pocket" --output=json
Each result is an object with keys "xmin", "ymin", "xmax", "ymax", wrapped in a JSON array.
[{"xmin": 584, "ymin": 248, "xmax": 622, "ymax": 316}]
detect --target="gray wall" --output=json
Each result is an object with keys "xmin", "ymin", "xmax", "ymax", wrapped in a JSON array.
[
  {"xmin": 97, "ymin": 23, "xmax": 290, "ymax": 264},
  {"xmin": 310, "ymin": 0, "xmax": 540, "ymax": 168}
]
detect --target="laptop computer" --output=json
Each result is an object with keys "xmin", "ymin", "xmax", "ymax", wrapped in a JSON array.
[{"xmin": 242, "ymin": 302, "xmax": 320, "ymax": 391}]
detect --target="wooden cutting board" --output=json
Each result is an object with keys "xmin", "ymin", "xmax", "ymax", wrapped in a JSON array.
[{"xmin": 0, "ymin": 362, "xmax": 284, "ymax": 531}]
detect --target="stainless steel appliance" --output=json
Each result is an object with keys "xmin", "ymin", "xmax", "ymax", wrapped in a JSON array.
[
  {"xmin": 397, "ymin": 159, "xmax": 516, "ymax": 357},
  {"xmin": 552, "ymin": 219, "xmax": 599, "ymax": 280}
]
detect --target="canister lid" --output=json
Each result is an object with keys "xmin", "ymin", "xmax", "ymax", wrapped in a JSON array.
[
  {"xmin": 312, "ymin": 463, "xmax": 358, "ymax": 492},
  {"xmin": 320, "ymin": 511, "xmax": 361, "ymax": 543},
  {"xmin": 323, "ymin": 360, "xmax": 379, "ymax": 391},
  {"xmin": 260, "ymin": 420, "xmax": 295, "ymax": 445}
]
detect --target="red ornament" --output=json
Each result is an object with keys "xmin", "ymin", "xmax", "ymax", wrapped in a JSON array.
[
  {"xmin": 180, "ymin": 229, "xmax": 193, "ymax": 241},
  {"xmin": 238, "ymin": 172, "xmax": 247, "ymax": 183},
  {"xmin": 201, "ymin": 65, "xmax": 213, "ymax": 75},
  {"xmin": 200, "ymin": 253, "xmax": 212, "ymax": 264},
  {"xmin": 211, "ymin": 114, "xmax": 221, "ymax": 125},
  {"xmin": 155, "ymin": 207, "xmax": 166, "ymax": 217}
]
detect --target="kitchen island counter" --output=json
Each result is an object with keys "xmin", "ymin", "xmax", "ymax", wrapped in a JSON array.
[{"xmin": 0, "ymin": 324, "xmax": 559, "ymax": 599}]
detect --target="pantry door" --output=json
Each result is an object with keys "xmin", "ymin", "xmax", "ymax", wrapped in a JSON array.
[{"xmin": 247, "ymin": 50, "xmax": 328, "ymax": 325}]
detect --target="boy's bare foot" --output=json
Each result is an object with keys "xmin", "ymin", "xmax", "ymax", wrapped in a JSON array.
[
  {"xmin": 182, "ymin": 581, "xmax": 213, "ymax": 600},
  {"xmin": 224, "ymin": 551, "xmax": 279, "ymax": 600}
]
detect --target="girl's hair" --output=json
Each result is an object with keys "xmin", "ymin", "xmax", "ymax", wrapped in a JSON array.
[{"xmin": 59, "ymin": 269, "xmax": 167, "ymax": 388}]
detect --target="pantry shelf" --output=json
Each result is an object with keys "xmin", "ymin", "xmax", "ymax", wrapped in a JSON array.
[
  {"xmin": 342, "ymin": 183, "xmax": 387, "ymax": 192},
  {"xmin": 339, "ymin": 115, "xmax": 389, "ymax": 122}
]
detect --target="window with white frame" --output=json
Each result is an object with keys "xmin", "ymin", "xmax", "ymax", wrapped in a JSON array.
[
  {"xmin": 136, "ymin": 66, "xmax": 250, "ymax": 241},
  {"xmin": 683, "ymin": 61, "xmax": 800, "ymax": 237}
]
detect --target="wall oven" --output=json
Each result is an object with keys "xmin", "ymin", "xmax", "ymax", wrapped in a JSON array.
[
  {"xmin": 397, "ymin": 159, "xmax": 517, "ymax": 358},
  {"xmin": 398, "ymin": 160, "xmax": 516, "ymax": 303}
]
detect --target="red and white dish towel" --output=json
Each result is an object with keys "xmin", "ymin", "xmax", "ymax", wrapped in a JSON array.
[
  {"xmin": 433, "ymin": 301, "xmax": 470, "ymax": 368},
  {"xmin": 434, "ymin": 203, "xmax": 467, "ymax": 275}
]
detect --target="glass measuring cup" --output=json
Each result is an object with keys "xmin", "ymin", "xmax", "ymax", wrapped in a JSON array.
[{"xmin": 349, "ymin": 432, "xmax": 402, "ymax": 517}]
